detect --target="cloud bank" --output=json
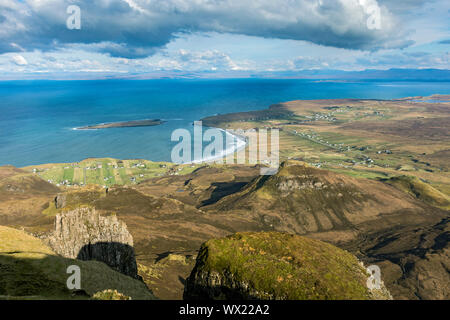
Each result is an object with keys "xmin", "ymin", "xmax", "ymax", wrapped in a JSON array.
[{"xmin": 0, "ymin": 0, "xmax": 413, "ymax": 58}]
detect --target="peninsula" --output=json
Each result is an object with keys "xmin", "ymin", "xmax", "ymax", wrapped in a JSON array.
[{"xmin": 77, "ymin": 119, "xmax": 165, "ymax": 130}]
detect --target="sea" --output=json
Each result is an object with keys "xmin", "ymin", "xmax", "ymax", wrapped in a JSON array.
[{"xmin": 0, "ymin": 79, "xmax": 449, "ymax": 167}]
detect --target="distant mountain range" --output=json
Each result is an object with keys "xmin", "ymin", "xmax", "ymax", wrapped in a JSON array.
[
  {"xmin": 1, "ymin": 68, "xmax": 450, "ymax": 81},
  {"xmin": 259, "ymin": 68, "xmax": 450, "ymax": 81}
]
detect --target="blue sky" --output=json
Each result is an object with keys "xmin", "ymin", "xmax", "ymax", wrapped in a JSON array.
[{"xmin": 0, "ymin": 0, "xmax": 448, "ymax": 78}]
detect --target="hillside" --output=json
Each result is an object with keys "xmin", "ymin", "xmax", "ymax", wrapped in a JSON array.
[
  {"xmin": 0, "ymin": 160, "xmax": 448, "ymax": 300},
  {"xmin": 344, "ymin": 217, "xmax": 450, "ymax": 300},
  {"xmin": 184, "ymin": 232, "xmax": 392, "ymax": 300},
  {"xmin": 0, "ymin": 166, "xmax": 60, "ymax": 232},
  {"xmin": 381, "ymin": 175, "xmax": 450, "ymax": 210},
  {"xmin": 0, "ymin": 225, "xmax": 155, "ymax": 300},
  {"xmin": 208, "ymin": 161, "xmax": 447, "ymax": 237}
]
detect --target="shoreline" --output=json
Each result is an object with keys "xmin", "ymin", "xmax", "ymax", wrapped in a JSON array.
[
  {"xmin": 21, "ymin": 125, "xmax": 248, "ymax": 169},
  {"xmin": 10, "ymin": 94, "xmax": 450, "ymax": 168},
  {"xmin": 188, "ymin": 127, "xmax": 248, "ymax": 165}
]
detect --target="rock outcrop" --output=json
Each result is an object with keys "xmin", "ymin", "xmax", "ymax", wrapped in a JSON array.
[
  {"xmin": 45, "ymin": 207, "xmax": 138, "ymax": 279},
  {"xmin": 54, "ymin": 193, "xmax": 67, "ymax": 209},
  {"xmin": 184, "ymin": 232, "xmax": 392, "ymax": 300},
  {"xmin": 0, "ymin": 225, "xmax": 155, "ymax": 300}
]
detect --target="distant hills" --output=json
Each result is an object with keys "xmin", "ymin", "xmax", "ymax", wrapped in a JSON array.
[
  {"xmin": 249, "ymin": 68, "xmax": 450, "ymax": 81},
  {"xmin": 1, "ymin": 68, "xmax": 449, "ymax": 81}
]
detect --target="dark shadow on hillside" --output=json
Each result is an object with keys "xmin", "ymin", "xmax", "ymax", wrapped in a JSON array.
[
  {"xmin": 342, "ymin": 217, "xmax": 450, "ymax": 300},
  {"xmin": 0, "ymin": 252, "xmax": 154, "ymax": 300},
  {"xmin": 76, "ymin": 242, "xmax": 139, "ymax": 279},
  {"xmin": 0, "ymin": 254, "xmax": 74, "ymax": 299},
  {"xmin": 155, "ymin": 251, "xmax": 172, "ymax": 263},
  {"xmin": 200, "ymin": 181, "xmax": 251, "ymax": 207}
]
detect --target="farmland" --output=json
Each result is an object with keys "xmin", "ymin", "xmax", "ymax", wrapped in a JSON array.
[{"xmin": 23, "ymin": 158, "xmax": 199, "ymax": 188}]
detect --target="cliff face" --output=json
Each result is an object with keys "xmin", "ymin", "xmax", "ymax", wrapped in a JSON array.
[
  {"xmin": 45, "ymin": 207, "xmax": 138, "ymax": 279},
  {"xmin": 0, "ymin": 225, "xmax": 155, "ymax": 300},
  {"xmin": 185, "ymin": 269, "xmax": 276, "ymax": 300},
  {"xmin": 184, "ymin": 232, "xmax": 392, "ymax": 300}
]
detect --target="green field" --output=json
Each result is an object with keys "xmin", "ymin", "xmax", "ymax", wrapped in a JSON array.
[{"xmin": 23, "ymin": 158, "xmax": 200, "ymax": 188}]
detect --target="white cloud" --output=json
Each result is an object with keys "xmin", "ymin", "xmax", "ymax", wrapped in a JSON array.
[
  {"xmin": 0, "ymin": 0, "xmax": 447, "ymax": 76},
  {"xmin": 0, "ymin": 0, "xmax": 413, "ymax": 58},
  {"xmin": 147, "ymin": 49, "xmax": 248, "ymax": 71},
  {"xmin": 12, "ymin": 55, "xmax": 27, "ymax": 65}
]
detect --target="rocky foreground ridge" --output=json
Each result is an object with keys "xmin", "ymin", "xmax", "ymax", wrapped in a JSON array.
[
  {"xmin": 0, "ymin": 225, "xmax": 154, "ymax": 300},
  {"xmin": 184, "ymin": 232, "xmax": 392, "ymax": 300}
]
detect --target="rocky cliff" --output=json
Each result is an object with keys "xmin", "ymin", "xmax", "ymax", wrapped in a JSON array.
[
  {"xmin": 0, "ymin": 225, "xmax": 155, "ymax": 300},
  {"xmin": 44, "ymin": 207, "xmax": 138, "ymax": 279},
  {"xmin": 184, "ymin": 232, "xmax": 392, "ymax": 300}
]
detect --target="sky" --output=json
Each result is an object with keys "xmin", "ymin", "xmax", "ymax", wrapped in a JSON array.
[{"xmin": 0, "ymin": 0, "xmax": 449, "ymax": 78}]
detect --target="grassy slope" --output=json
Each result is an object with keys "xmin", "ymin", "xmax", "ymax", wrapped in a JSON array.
[
  {"xmin": 0, "ymin": 226, "xmax": 155, "ymax": 300},
  {"xmin": 381, "ymin": 175, "xmax": 450, "ymax": 210},
  {"xmin": 192, "ymin": 231, "xmax": 390, "ymax": 300}
]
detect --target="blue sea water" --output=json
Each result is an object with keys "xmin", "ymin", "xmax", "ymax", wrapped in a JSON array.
[{"xmin": 0, "ymin": 79, "xmax": 449, "ymax": 167}]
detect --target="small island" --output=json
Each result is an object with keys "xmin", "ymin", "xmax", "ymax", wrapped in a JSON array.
[{"xmin": 76, "ymin": 119, "xmax": 165, "ymax": 130}]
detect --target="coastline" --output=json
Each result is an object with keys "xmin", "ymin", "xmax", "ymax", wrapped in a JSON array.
[
  {"xmin": 9, "ymin": 94, "xmax": 450, "ymax": 169},
  {"xmin": 28, "ymin": 125, "xmax": 248, "ymax": 168},
  {"xmin": 2, "ymin": 78, "xmax": 450, "ymax": 168},
  {"xmin": 189, "ymin": 126, "xmax": 248, "ymax": 164},
  {"xmin": 12, "ymin": 94, "xmax": 450, "ymax": 204}
]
